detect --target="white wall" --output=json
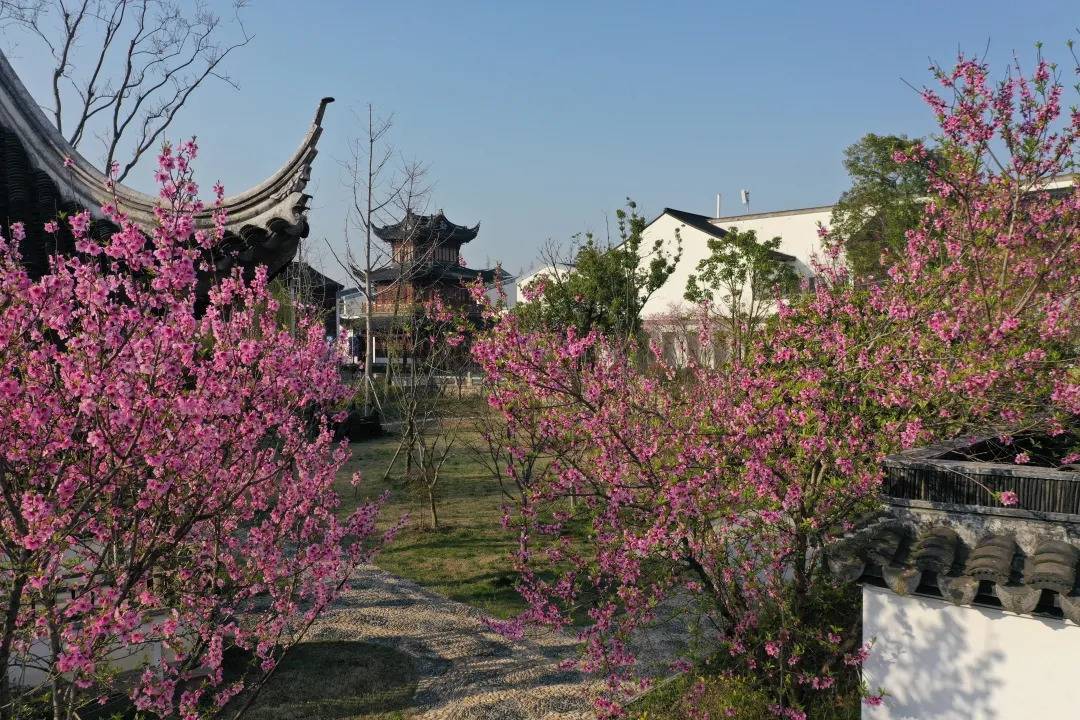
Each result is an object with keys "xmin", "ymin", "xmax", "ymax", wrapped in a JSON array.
[
  {"xmin": 8, "ymin": 607, "xmax": 175, "ymax": 687},
  {"xmin": 489, "ymin": 275, "xmax": 516, "ymax": 309},
  {"xmin": 639, "ymin": 213, "xmax": 711, "ymax": 318},
  {"xmin": 862, "ymin": 584, "xmax": 1080, "ymax": 720},
  {"xmin": 515, "ymin": 263, "xmax": 573, "ymax": 305},
  {"xmin": 640, "ymin": 207, "xmax": 832, "ymax": 318}
]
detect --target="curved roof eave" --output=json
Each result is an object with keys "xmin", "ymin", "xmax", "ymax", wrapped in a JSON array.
[
  {"xmin": 0, "ymin": 50, "xmax": 331, "ymax": 235},
  {"xmin": 373, "ymin": 213, "xmax": 481, "ymax": 244}
]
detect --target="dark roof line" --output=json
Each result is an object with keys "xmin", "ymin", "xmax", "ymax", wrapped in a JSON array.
[
  {"xmin": 373, "ymin": 210, "xmax": 480, "ymax": 245},
  {"xmin": 343, "ymin": 261, "xmax": 510, "ymax": 288},
  {"xmin": 285, "ymin": 261, "xmax": 344, "ymax": 293},
  {"xmin": 712, "ymin": 204, "xmax": 834, "ymax": 222},
  {"xmin": 653, "ymin": 208, "xmax": 797, "ymax": 262}
]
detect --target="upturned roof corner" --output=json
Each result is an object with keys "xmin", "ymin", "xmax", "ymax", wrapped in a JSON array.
[{"xmin": 0, "ymin": 49, "xmax": 332, "ymax": 279}]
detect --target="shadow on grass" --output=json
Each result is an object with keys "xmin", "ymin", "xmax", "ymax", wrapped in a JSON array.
[
  {"xmin": 31, "ymin": 642, "xmax": 417, "ymax": 720},
  {"xmin": 225, "ymin": 641, "xmax": 418, "ymax": 720},
  {"xmin": 378, "ymin": 529, "xmax": 512, "ymax": 554}
]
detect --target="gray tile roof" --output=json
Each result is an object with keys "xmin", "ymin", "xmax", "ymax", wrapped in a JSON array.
[
  {"xmin": 831, "ymin": 516, "xmax": 1080, "ymax": 622},
  {"xmin": 373, "ymin": 210, "xmax": 479, "ymax": 245},
  {"xmin": 0, "ymin": 49, "xmax": 331, "ymax": 280}
]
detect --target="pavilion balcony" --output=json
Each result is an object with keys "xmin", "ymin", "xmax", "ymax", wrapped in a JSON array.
[{"xmin": 337, "ymin": 299, "xmax": 485, "ymax": 320}]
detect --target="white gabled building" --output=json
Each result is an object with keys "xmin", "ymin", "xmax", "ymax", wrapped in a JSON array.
[
  {"xmin": 515, "ymin": 262, "xmax": 575, "ymax": 301},
  {"xmin": 515, "ymin": 204, "xmax": 833, "ymax": 314},
  {"xmin": 639, "ymin": 204, "xmax": 833, "ymax": 319}
]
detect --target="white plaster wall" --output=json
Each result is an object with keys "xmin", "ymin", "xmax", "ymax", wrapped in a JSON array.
[
  {"xmin": 640, "ymin": 207, "xmax": 833, "ymax": 318},
  {"xmin": 862, "ymin": 584, "xmax": 1080, "ymax": 720},
  {"xmin": 8, "ymin": 607, "xmax": 176, "ymax": 688},
  {"xmin": 639, "ymin": 213, "xmax": 708, "ymax": 318},
  {"xmin": 514, "ymin": 263, "xmax": 574, "ymax": 305},
  {"xmin": 489, "ymin": 275, "xmax": 516, "ymax": 309},
  {"xmin": 9, "ymin": 637, "xmax": 166, "ymax": 688}
]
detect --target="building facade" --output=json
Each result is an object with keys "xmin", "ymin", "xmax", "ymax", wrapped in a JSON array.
[
  {"xmin": 638, "ymin": 204, "xmax": 831, "ymax": 319},
  {"xmin": 337, "ymin": 210, "xmax": 510, "ymax": 367}
]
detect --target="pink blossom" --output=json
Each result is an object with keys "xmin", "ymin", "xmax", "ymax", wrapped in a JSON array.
[
  {"xmin": 69, "ymin": 211, "xmax": 91, "ymax": 236},
  {"xmin": 0, "ymin": 140, "xmax": 386, "ymax": 717},
  {"xmin": 999, "ymin": 491, "xmax": 1020, "ymax": 507},
  {"xmin": 464, "ymin": 49, "xmax": 1080, "ymax": 718}
]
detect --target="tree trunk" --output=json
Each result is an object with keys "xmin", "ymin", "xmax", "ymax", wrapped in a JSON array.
[
  {"xmin": 428, "ymin": 487, "xmax": 439, "ymax": 530},
  {"xmin": 0, "ymin": 573, "xmax": 27, "ymax": 720},
  {"xmin": 363, "ymin": 104, "xmax": 376, "ymax": 416},
  {"xmin": 364, "ymin": 313, "xmax": 373, "ymax": 413},
  {"xmin": 48, "ymin": 613, "xmax": 63, "ymax": 720}
]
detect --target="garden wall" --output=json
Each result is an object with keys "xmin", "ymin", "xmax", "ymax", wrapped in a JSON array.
[{"xmin": 862, "ymin": 584, "xmax": 1080, "ymax": 719}]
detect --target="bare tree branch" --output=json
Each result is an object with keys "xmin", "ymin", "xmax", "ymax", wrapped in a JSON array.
[
  {"xmin": 0, "ymin": 0, "xmax": 252, "ymax": 181},
  {"xmin": 335, "ymin": 104, "xmax": 434, "ymax": 415}
]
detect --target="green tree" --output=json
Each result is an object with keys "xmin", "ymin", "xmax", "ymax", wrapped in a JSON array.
[
  {"xmin": 517, "ymin": 200, "xmax": 679, "ymax": 341},
  {"xmin": 831, "ymin": 133, "xmax": 933, "ymax": 279},
  {"xmin": 684, "ymin": 226, "xmax": 799, "ymax": 362}
]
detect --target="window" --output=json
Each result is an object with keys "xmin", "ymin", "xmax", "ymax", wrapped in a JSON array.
[{"xmin": 432, "ymin": 246, "xmax": 459, "ymax": 263}]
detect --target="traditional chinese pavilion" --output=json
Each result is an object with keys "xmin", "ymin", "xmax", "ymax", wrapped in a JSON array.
[
  {"xmin": 338, "ymin": 210, "xmax": 509, "ymax": 366},
  {"xmin": 0, "ymin": 50, "xmax": 328, "ymax": 283}
]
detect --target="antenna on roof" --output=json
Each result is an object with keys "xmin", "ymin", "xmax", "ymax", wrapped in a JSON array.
[
  {"xmin": 740, "ymin": 189, "xmax": 751, "ymax": 214},
  {"xmin": 715, "ymin": 193, "xmax": 722, "ymax": 218}
]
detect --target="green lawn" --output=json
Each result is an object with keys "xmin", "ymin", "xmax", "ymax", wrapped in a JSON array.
[
  {"xmin": 225, "ymin": 642, "xmax": 418, "ymax": 720},
  {"xmin": 336, "ymin": 425, "xmax": 527, "ymax": 619},
  {"xmin": 627, "ymin": 673, "xmax": 773, "ymax": 720},
  {"xmin": 55, "ymin": 642, "xmax": 418, "ymax": 720}
]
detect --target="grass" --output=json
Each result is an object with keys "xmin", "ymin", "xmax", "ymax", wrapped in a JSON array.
[
  {"xmin": 627, "ymin": 673, "xmax": 774, "ymax": 720},
  {"xmin": 40, "ymin": 642, "xmax": 417, "ymax": 720},
  {"xmin": 336, "ymin": 422, "xmax": 527, "ymax": 619},
  {"xmin": 627, "ymin": 662, "xmax": 861, "ymax": 720},
  {"xmin": 225, "ymin": 642, "xmax": 418, "ymax": 720}
]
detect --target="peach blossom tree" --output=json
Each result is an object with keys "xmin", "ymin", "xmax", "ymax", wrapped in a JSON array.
[
  {"xmin": 0, "ymin": 142, "xmax": 387, "ymax": 720},
  {"xmin": 473, "ymin": 49, "xmax": 1079, "ymax": 718}
]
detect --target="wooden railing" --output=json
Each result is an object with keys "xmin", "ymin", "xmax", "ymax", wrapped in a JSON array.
[{"xmin": 339, "ymin": 300, "xmax": 484, "ymax": 318}]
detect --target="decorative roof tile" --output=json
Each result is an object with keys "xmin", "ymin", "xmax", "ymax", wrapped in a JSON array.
[
  {"xmin": 1026, "ymin": 541, "xmax": 1078, "ymax": 594},
  {"xmin": 833, "ymin": 518, "xmax": 1080, "ymax": 623},
  {"xmin": 965, "ymin": 534, "xmax": 1017, "ymax": 585},
  {"xmin": 912, "ymin": 526, "xmax": 960, "ymax": 574}
]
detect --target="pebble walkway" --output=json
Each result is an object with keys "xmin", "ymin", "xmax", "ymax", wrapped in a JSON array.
[{"xmin": 307, "ymin": 567, "xmax": 600, "ymax": 720}]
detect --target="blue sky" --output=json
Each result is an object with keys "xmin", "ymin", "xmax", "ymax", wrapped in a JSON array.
[{"xmin": 4, "ymin": 1, "xmax": 1078, "ymax": 281}]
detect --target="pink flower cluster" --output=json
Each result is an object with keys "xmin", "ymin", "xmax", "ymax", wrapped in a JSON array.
[
  {"xmin": 0, "ymin": 142, "xmax": 387, "ymax": 716},
  {"xmin": 471, "ymin": 49, "xmax": 1079, "ymax": 718}
]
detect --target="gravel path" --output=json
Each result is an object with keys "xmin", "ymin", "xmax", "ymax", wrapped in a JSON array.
[{"xmin": 306, "ymin": 567, "xmax": 601, "ymax": 720}]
